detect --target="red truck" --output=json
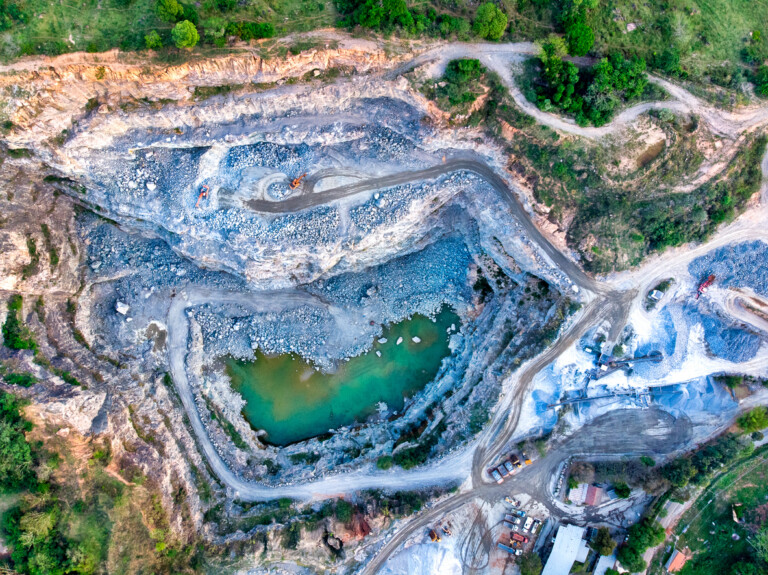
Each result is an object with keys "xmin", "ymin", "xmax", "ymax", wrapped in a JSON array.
[{"xmin": 511, "ymin": 532, "xmax": 529, "ymax": 544}]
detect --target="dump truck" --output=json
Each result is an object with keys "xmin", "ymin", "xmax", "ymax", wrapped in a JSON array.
[
  {"xmin": 511, "ymin": 532, "xmax": 529, "ymax": 543},
  {"xmin": 696, "ymin": 274, "xmax": 715, "ymax": 299},
  {"xmin": 497, "ymin": 543, "xmax": 522, "ymax": 555},
  {"xmin": 429, "ymin": 529, "xmax": 441, "ymax": 543}
]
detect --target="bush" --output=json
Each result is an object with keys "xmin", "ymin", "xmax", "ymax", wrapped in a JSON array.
[
  {"xmin": 145, "ymin": 31, "xmax": 162, "ymax": 50},
  {"xmin": 640, "ymin": 456, "xmax": 656, "ymax": 467},
  {"xmin": 376, "ymin": 456, "xmax": 393, "ymax": 470},
  {"xmin": 225, "ymin": 21, "xmax": 275, "ymax": 41},
  {"xmin": 751, "ymin": 431, "xmax": 764, "ymax": 441},
  {"xmin": 172, "ymin": 20, "xmax": 200, "ymax": 48},
  {"xmin": 472, "ymin": 3, "xmax": 507, "ymax": 41},
  {"xmin": 2, "ymin": 296, "xmax": 36, "ymax": 351},
  {"xmin": 737, "ymin": 407, "xmax": 768, "ymax": 433}
]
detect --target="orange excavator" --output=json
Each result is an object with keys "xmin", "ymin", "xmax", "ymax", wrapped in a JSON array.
[
  {"xmin": 289, "ymin": 173, "xmax": 307, "ymax": 190},
  {"xmin": 195, "ymin": 185, "xmax": 209, "ymax": 208}
]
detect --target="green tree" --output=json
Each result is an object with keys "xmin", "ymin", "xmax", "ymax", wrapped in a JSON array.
[
  {"xmin": 756, "ymin": 66, "xmax": 768, "ymax": 97},
  {"xmin": 171, "ymin": 20, "xmax": 200, "ymax": 48},
  {"xmin": 614, "ymin": 482, "xmax": 631, "ymax": 498},
  {"xmin": 144, "ymin": 30, "xmax": 162, "ymax": 49},
  {"xmin": 156, "ymin": 0, "xmax": 183, "ymax": 22},
  {"xmin": 0, "ymin": 391, "xmax": 35, "ymax": 491},
  {"xmin": 737, "ymin": 406, "xmax": 768, "ymax": 433},
  {"xmin": 472, "ymin": 3, "xmax": 507, "ymax": 40},
  {"xmin": 592, "ymin": 526, "xmax": 616, "ymax": 555},
  {"xmin": 565, "ymin": 20, "xmax": 594, "ymax": 56},
  {"xmin": 518, "ymin": 551, "xmax": 542, "ymax": 575}
]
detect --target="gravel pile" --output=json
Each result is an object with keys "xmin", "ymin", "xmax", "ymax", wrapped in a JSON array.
[
  {"xmin": 698, "ymin": 312, "xmax": 762, "ymax": 362},
  {"xmin": 688, "ymin": 240, "xmax": 768, "ymax": 296}
]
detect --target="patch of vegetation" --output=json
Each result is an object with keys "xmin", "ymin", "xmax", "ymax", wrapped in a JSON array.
[
  {"xmin": 3, "ymin": 295, "xmax": 36, "ymax": 351},
  {"xmin": 616, "ymin": 516, "xmax": 665, "ymax": 572},
  {"xmin": 393, "ymin": 421, "xmax": 446, "ymax": 470},
  {"xmin": 376, "ymin": 455, "xmax": 393, "ymax": 470},
  {"xmin": 534, "ymin": 35, "xmax": 650, "ymax": 127},
  {"xmin": 661, "ymin": 433, "xmax": 745, "ymax": 489},
  {"xmin": 519, "ymin": 551, "xmax": 543, "ymax": 575},
  {"xmin": 640, "ymin": 456, "xmax": 656, "ymax": 467},
  {"xmin": 288, "ymin": 452, "xmax": 320, "ymax": 465},
  {"xmin": 40, "ymin": 223, "xmax": 59, "ymax": 269},
  {"xmin": 21, "ymin": 236, "xmax": 39, "ymax": 279},
  {"xmin": 334, "ymin": 499, "xmax": 354, "ymax": 523},
  {"xmin": 0, "ymin": 364, "xmax": 38, "ymax": 387},
  {"xmin": 421, "ymin": 58, "xmax": 486, "ymax": 111},
  {"xmin": 592, "ymin": 526, "xmax": 616, "ymax": 556}
]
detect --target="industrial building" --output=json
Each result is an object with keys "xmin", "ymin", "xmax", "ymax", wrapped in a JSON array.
[{"xmin": 541, "ymin": 524, "xmax": 590, "ymax": 575}]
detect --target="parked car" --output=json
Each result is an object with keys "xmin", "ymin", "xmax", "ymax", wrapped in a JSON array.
[{"xmin": 491, "ymin": 469, "xmax": 504, "ymax": 484}]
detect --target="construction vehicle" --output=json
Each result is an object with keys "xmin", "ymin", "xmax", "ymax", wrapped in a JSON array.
[
  {"xmin": 511, "ymin": 532, "xmax": 529, "ymax": 544},
  {"xmin": 505, "ymin": 514, "xmax": 521, "ymax": 525},
  {"xmin": 696, "ymin": 274, "xmax": 715, "ymax": 299},
  {"xmin": 510, "ymin": 454, "xmax": 522, "ymax": 468},
  {"xmin": 195, "ymin": 185, "xmax": 209, "ymax": 208},
  {"xmin": 289, "ymin": 173, "xmax": 307, "ymax": 190},
  {"xmin": 503, "ymin": 460, "xmax": 516, "ymax": 475},
  {"xmin": 429, "ymin": 529, "xmax": 441, "ymax": 543},
  {"xmin": 442, "ymin": 524, "xmax": 453, "ymax": 537},
  {"xmin": 523, "ymin": 517, "xmax": 534, "ymax": 532},
  {"xmin": 491, "ymin": 469, "xmax": 504, "ymax": 484}
]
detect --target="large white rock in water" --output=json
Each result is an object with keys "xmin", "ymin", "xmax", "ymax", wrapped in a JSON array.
[
  {"xmin": 146, "ymin": 182, "xmax": 156, "ymax": 191},
  {"xmin": 115, "ymin": 301, "xmax": 130, "ymax": 315},
  {"xmin": 396, "ymin": 337, "xmax": 403, "ymax": 345},
  {"xmin": 412, "ymin": 336, "xmax": 421, "ymax": 343}
]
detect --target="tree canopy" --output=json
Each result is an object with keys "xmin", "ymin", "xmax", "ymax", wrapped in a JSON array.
[
  {"xmin": 156, "ymin": 0, "xmax": 184, "ymax": 22},
  {"xmin": 592, "ymin": 527, "xmax": 616, "ymax": 556},
  {"xmin": 472, "ymin": 3, "xmax": 507, "ymax": 41},
  {"xmin": 738, "ymin": 407, "xmax": 768, "ymax": 433},
  {"xmin": 172, "ymin": 20, "xmax": 200, "ymax": 48}
]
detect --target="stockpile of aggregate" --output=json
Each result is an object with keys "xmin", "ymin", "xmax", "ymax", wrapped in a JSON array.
[{"xmin": 688, "ymin": 240, "xmax": 768, "ymax": 296}]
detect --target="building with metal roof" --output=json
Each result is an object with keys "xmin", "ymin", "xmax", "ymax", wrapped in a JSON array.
[{"xmin": 542, "ymin": 524, "xmax": 590, "ymax": 575}]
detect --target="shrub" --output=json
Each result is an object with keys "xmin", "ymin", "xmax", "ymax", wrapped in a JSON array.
[
  {"xmin": 172, "ymin": 20, "xmax": 200, "ymax": 48},
  {"xmin": 472, "ymin": 3, "xmax": 507, "ymax": 41},
  {"xmin": 145, "ymin": 31, "xmax": 162, "ymax": 50},
  {"xmin": 3, "ymin": 372, "xmax": 37, "ymax": 387}
]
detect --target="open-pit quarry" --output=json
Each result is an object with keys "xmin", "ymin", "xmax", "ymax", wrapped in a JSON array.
[{"xmin": 1, "ymin": 32, "xmax": 768, "ymax": 575}]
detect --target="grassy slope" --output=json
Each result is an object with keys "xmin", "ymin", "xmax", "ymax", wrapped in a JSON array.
[
  {"xmin": 593, "ymin": 0, "xmax": 768, "ymax": 73},
  {"xmin": 662, "ymin": 449, "xmax": 768, "ymax": 574},
  {"xmin": 0, "ymin": 0, "xmax": 337, "ymax": 59}
]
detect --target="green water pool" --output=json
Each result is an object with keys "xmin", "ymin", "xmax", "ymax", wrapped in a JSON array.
[{"xmin": 225, "ymin": 307, "xmax": 460, "ymax": 446}]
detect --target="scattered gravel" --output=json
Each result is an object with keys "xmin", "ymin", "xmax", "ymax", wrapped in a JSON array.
[{"xmin": 688, "ymin": 240, "xmax": 768, "ymax": 296}]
